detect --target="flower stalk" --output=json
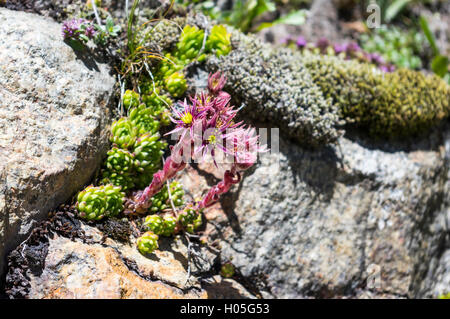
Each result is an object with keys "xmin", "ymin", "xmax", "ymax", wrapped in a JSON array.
[{"xmin": 132, "ymin": 71, "xmax": 267, "ymax": 215}]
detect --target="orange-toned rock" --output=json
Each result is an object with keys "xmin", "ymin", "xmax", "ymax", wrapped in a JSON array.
[{"xmin": 28, "ymin": 236, "xmax": 206, "ymax": 299}]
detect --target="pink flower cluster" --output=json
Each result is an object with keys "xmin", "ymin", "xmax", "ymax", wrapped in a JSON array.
[
  {"xmin": 62, "ymin": 18, "xmax": 96, "ymax": 42},
  {"xmin": 133, "ymin": 72, "xmax": 266, "ymax": 213}
]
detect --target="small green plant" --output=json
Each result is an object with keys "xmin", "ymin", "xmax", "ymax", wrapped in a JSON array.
[
  {"xmin": 100, "ymin": 148, "xmax": 136, "ymax": 191},
  {"xmin": 123, "ymin": 89, "xmax": 140, "ymax": 110},
  {"xmin": 214, "ymin": 0, "xmax": 276, "ymax": 33},
  {"xmin": 360, "ymin": 25, "xmax": 424, "ymax": 70},
  {"xmin": 206, "ymin": 25, "xmax": 232, "ymax": 57},
  {"xmin": 148, "ymin": 181, "xmax": 185, "ymax": 214},
  {"xmin": 142, "ymin": 215, "xmax": 165, "ymax": 235},
  {"xmin": 133, "ymin": 133, "xmax": 167, "ymax": 189},
  {"xmin": 137, "ymin": 231, "xmax": 159, "ymax": 255},
  {"xmin": 110, "ymin": 117, "xmax": 138, "ymax": 149},
  {"xmin": 93, "ymin": 17, "xmax": 122, "ymax": 46},
  {"xmin": 220, "ymin": 263, "xmax": 235, "ymax": 278},
  {"xmin": 76, "ymin": 184, "xmax": 125, "ymax": 221},
  {"xmin": 161, "ymin": 215, "xmax": 177, "ymax": 236},
  {"xmin": 129, "ymin": 104, "xmax": 161, "ymax": 135},
  {"xmin": 420, "ymin": 15, "xmax": 450, "ymax": 84}
]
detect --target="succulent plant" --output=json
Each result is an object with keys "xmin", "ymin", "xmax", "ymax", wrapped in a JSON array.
[
  {"xmin": 129, "ymin": 103, "xmax": 160, "ymax": 135},
  {"xmin": 137, "ymin": 84, "xmax": 172, "ymax": 127},
  {"xmin": 76, "ymin": 184, "xmax": 125, "ymax": 221},
  {"xmin": 100, "ymin": 170, "xmax": 135, "ymax": 192},
  {"xmin": 220, "ymin": 263, "xmax": 235, "ymax": 278},
  {"xmin": 177, "ymin": 206, "xmax": 198, "ymax": 227},
  {"xmin": 161, "ymin": 214, "xmax": 177, "ymax": 236},
  {"xmin": 206, "ymin": 24, "xmax": 232, "ymax": 57},
  {"xmin": 174, "ymin": 25, "xmax": 205, "ymax": 63},
  {"xmin": 360, "ymin": 25, "xmax": 424, "ymax": 70},
  {"xmin": 149, "ymin": 181, "xmax": 185, "ymax": 214},
  {"xmin": 123, "ymin": 89, "xmax": 140, "ymax": 110},
  {"xmin": 99, "ymin": 147, "xmax": 135, "ymax": 191},
  {"xmin": 183, "ymin": 210, "xmax": 202, "ymax": 234},
  {"xmin": 136, "ymin": 231, "xmax": 159, "ymax": 255},
  {"xmin": 193, "ymin": 212, "xmax": 203, "ymax": 230},
  {"xmin": 143, "ymin": 214, "xmax": 164, "ymax": 235},
  {"xmin": 110, "ymin": 117, "xmax": 138, "ymax": 149},
  {"xmin": 164, "ymin": 71, "xmax": 187, "ymax": 98},
  {"xmin": 157, "ymin": 53, "xmax": 184, "ymax": 81},
  {"xmin": 132, "ymin": 132, "xmax": 167, "ymax": 189},
  {"xmin": 104, "ymin": 147, "xmax": 135, "ymax": 174},
  {"xmin": 141, "ymin": 86, "xmax": 172, "ymax": 107}
]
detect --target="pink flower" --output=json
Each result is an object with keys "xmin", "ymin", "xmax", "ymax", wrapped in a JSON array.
[
  {"xmin": 227, "ymin": 127, "xmax": 267, "ymax": 171},
  {"xmin": 134, "ymin": 71, "xmax": 269, "ymax": 215},
  {"xmin": 167, "ymin": 99, "xmax": 206, "ymax": 143},
  {"xmin": 208, "ymin": 71, "xmax": 227, "ymax": 95}
]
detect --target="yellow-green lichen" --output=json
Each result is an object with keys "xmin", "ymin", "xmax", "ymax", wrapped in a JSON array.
[{"xmin": 303, "ymin": 53, "xmax": 450, "ymax": 138}]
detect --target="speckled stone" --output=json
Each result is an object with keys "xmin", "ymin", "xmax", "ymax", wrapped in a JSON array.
[
  {"xmin": 180, "ymin": 127, "xmax": 450, "ymax": 298},
  {"xmin": 0, "ymin": 8, "xmax": 115, "ymax": 280}
]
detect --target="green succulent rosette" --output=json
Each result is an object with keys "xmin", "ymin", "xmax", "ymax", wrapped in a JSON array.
[
  {"xmin": 132, "ymin": 132, "xmax": 167, "ymax": 189},
  {"xmin": 100, "ymin": 170, "xmax": 135, "ymax": 192},
  {"xmin": 157, "ymin": 53, "xmax": 184, "ymax": 82},
  {"xmin": 104, "ymin": 147, "xmax": 134, "ymax": 174},
  {"xmin": 142, "ymin": 215, "xmax": 164, "ymax": 235},
  {"xmin": 76, "ymin": 184, "xmax": 125, "ymax": 221},
  {"xmin": 149, "ymin": 181, "xmax": 185, "ymax": 214},
  {"xmin": 161, "ymin": 214, "xmax": 177, "ymax": 237},
  {"xmin": 220, "ymin": 263, "xmax": 235, "ymax": 278},
  {"xmin": 140, "ymin": 88, "xmax": 172, "ymax": 126},
  {"xmin": 110, "ymin": 117, "xmax": 138, "ymax": 149},
  {"xmin": 177, "ymin": 206, "xmax": 198, "ymax": 227},
  {"xmin": 175, "ymin": 25, "xmax": 205, "ymax": 63},
  {"xmin": 206, "ymin": 24, "xmax": 232, "ymax": 57},
  {"xmin": 164, "ymin": 71, "xmax": 187, "ymax": 98},
  {"xmin": 100, "ymin": 148, "xmax": 135, "ymax": 191},
  {"xmin": 123, "ymin": 89, "xmax": 140, "ymax": 110},
  {"xmin": 129, "ymin": 103, "xmax": 160, "ymax": 135},
  {"xmin": 193, "ymin": 212, "xmax": 203, "ymax": 230},
  {"xmin": 136, "ymin": 231, "xmax": 159, "ymax": 255}
]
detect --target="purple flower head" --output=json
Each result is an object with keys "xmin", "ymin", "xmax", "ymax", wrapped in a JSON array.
[
  {"xmin": 296, "ymin": 36, "xmax": 307, "ymax": 48},
  {"xmin": 228, "ymin": 127, "xmax": 267, "ymax": 172},
  {"xmin": 315, "ymin": 37, "xmax": 330, "ymax": 53},
  {"xmin": 208, "ymin": 71, "xmax": 227, "ymax": 95},
  {"xmin": 345, "ymin": 42, "xmax": 361, "ymax": 54},
  {"xmin": 62, "ymin": 18, "xmax": 88, "ymax": 39},
  {"xmin": 167, "ymin": 99, "xmax": 206, "ymax": 143},
  {"xmin": 333, "ymin": 43, "xmax": 346, "ymax": 54},
  {"xmin": 85, "ymin": 25, "xmax": 97, "ymax": 39}
]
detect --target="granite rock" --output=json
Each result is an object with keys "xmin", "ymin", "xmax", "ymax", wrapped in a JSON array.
[{"xmin": 0, "ymin": 8, "xmax": 115, "ymax": 281}]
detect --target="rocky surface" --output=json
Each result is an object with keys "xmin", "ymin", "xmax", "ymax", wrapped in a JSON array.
[
  {"xmin": 2, "ymin": 2, "xmax": 450, "ymax": 299},
  {"xmin": 4, "ymin": 210, "xmax": 255, "ymax": 299},
  {"xmin": 180, "ymin": 125, "xmax": 450, "ymax": 298},
  {"xmin": 0, "ymin": 8, "xmax": 115, "ymax": 283}
]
